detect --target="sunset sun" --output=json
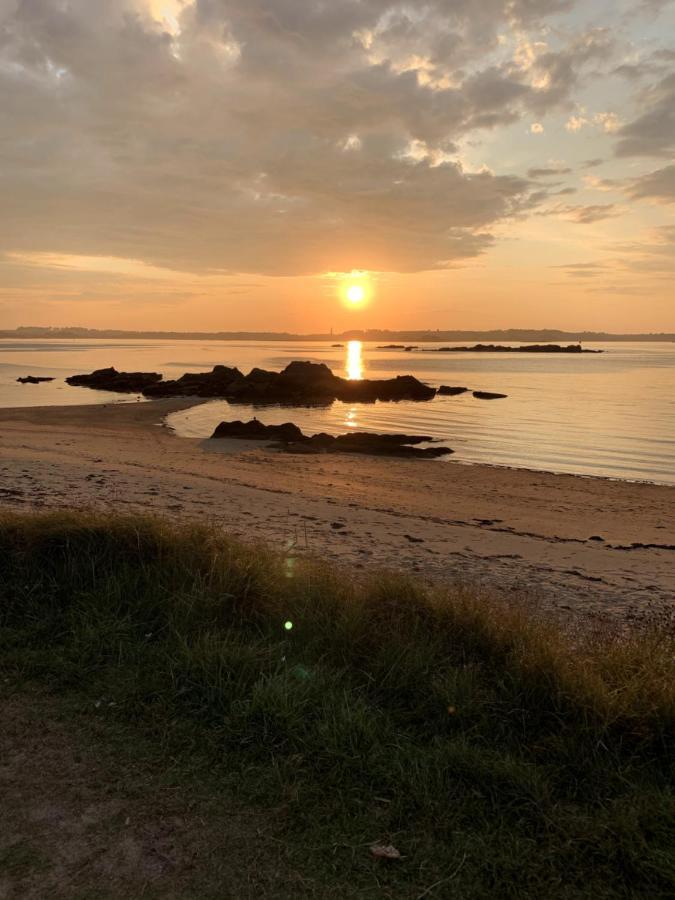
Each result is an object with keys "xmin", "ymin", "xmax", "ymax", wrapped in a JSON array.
[
  {"xmin": 341, "ymin": 273, "xmax": 370, "ymax": 309},
  {"xmin": 346, "ymin": 284, "xmax": 365, "ymax": 305}
]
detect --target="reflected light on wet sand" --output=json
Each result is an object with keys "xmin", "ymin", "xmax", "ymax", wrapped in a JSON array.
[{"xmin": 346, "ymin": 340, "xmax": 363, "ymax": 380}]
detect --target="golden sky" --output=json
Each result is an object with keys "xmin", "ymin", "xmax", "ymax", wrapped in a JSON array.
[{"xmin": 1, "ymin": 0, "xmax": 674, "ymax": 332}]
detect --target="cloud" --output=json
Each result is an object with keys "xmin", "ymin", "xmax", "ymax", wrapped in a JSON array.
[
  {"xmin": 554, "ymin": 226, "xmax": 675, "ymax": 285},
  {"xmin": 520, "ymin": 28, "xmax": 614, "ymax": 113},
  {"xmin": 607, "ymin": 225, "xmax": 675, "ymax": 274},
  {"xmin": 614, "ymin": 73, "xmax": 675, "ymax": 157},
  {"xmin": 625, "ymin": 164, "xmax": 675, "ymax": 203},
  {"xmin": 0, "ymin": 0, "xmax": 653, "ymax": 279},
  {"xmin": 566, "ymin": 204, "xmax": 619, "ymax": 223},
  {"xmin": 551, "ymin": 262, "xmax": 608, "ymax": 277},
  {"xmin": 552, "ymin": 226, "xmax": 675, "ymax": 301},
  {"xmin": 541, "ymin": 203, "xmax": 620, "ymax": 223},
  {"xmin": 527, "ymin": 165, "xmax": 572, "ymax": 177},
  {"xmin": 565, "ymin": 111, "xmax": 621, "ymax": 132},
  {"xmin": 2, "ymin": 0, "xmax": 594, "ymax": 276}
]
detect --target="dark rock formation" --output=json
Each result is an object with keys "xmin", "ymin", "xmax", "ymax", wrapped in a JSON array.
[
  {"xmin": 337, "ymin": 373, "xmax": 436, "ymax": 402},
  {"xmin": 210, "ymin": 419, "xmax": 453, "ymax": 458},
  {"xmin": 146, "ymin": 360, "xmax": 436, "ymax": 404},
  {"xmin": 211, "ymin": 419, "xmax": 304, "ymax": 442},
  {"xmin": 421, "ymin": 343, "xmax": 602, "ymax": 354},
  {"xmin": 378, "ymin": 344, "xmax": 418, "ymax": 350},
  {"xmin": 143, "ymin": 365, "xmax": 243, "ymax": 398},
  {"xmin": 67, "ymin": 361, "xmax": 436, "ymax": 404},
  {"xmin": 473, "ymin": 391, "xmax": 508, "ymax": 400},
  {"xmin": 17, "ymin": 376, "xmax": 55, "ymax": 384},
  {"xmin": 437, "ymin": 385, "xmax": 469, "ymax": 395},
  {"xmin": 294, "ymin": 432, "xmax": 451, "ymax": 457},
  {"xmin": 66, "ymin": 367, "xmax": 162, "ymax": 393}
]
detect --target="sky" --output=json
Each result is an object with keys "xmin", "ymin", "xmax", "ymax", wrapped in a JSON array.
[{"xmin": 0, "ymin": 0, "xmax": 674, "ymax": 333}]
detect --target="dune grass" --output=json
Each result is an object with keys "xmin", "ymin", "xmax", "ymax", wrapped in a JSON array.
[{"xmin": 0, "ymin": 509, "xmax": 674, "ymax": 898}]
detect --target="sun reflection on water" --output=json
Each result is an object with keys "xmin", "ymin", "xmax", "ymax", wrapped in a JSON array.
[
  {"xmin": 346, "ymin": 340, "xmax": 363, "ymax": 380},
  {"xmin": 344, "ymin": 406, "xmax": 359, "ymax": 430}
]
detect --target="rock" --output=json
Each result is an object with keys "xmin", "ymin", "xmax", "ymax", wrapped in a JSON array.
[
  {"xmin": 473, "ymin": 391, "xmax": 508, "ymax": 400},
  {"xmin": 289, "ymin": 432, "xmax": 453, "ymax": 457},
  {"xmin": 421, "ymin": 343, "xmax": 602, "ymax": 354},
  {"xmin": 437, "ymin": 385, "xmax": 469, "ymax": 396},
  {"xmin": 337, "ymin": 374, "xmax": 436, "ymax": 403},
  {"xmin": 376, "ymin": 343, "xmax": 418, "ymax": 350},
  {"xmin": 66, "ymin": 367, "xmax": 162, "ymax": 393},
  {"xmin": 275, "ymin": 360, "xmax": 343, "ymax": 399},
  {"xmin": 143, "ymin": 365, "xmax": 243, "ymax": 398},
  {"xmin": 209, "ymin": 420, "xmax": 453, "ymax": 458},
  {"xmin": 17, "ymin": 376, "xmax": 55, "ymax": 384},
  {"xmin": 211, "ymin": 419, "xmax": 305, "ymax": 442}
]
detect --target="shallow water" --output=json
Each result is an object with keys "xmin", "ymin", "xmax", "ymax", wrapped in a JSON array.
[{"xmin": 1, "ymin": 338, "xmax": 674, "ymax": 485}]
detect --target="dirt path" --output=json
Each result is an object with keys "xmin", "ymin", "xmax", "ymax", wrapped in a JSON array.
[{"xmin": 0, "ymin": 687, "xmax": 331, "ymax": 900}]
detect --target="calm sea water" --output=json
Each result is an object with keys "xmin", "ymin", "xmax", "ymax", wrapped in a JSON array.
[{"xmin": 1, "ymin": 338, "xmax": 674, "ymax": 485}]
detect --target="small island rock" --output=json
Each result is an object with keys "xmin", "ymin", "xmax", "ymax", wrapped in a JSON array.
[
  {"xmin": 438, "ymin": 386, "xmax": 469, "ymax": 396},
  {"xmin": 17, "ymin": 376, "xmax": 55, "ymax": 384},
  {"xmin": 473, "ymin": 391, "xmax": 508, "ymax": 400}
]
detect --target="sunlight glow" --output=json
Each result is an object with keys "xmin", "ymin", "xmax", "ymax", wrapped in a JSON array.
[
  {"xmin": 346, "ymin": 340, "xmax": 364, "ymax": 380},
  {"xmin": 344, "ymin": 407, "xmax": 359, "ymax": 429},
  {"xmin": 339, "ymin": 271, "xmax": 371, "ymax": 309},
  {"xmin": 347, "ymin": 284, "xmax": 365, "ymax": 304},
  {"xmin": 149, "ymin": 0, "xmax": 182, "ymax": 34}
]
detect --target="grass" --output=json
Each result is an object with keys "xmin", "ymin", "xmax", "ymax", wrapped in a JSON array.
[{"xmin": 0, "ymin": 509, "xmax": 674, "ymax": 898}]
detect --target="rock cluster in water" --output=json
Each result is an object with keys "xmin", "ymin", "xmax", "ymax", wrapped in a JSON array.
[
  {"xmin": 421, "ymin": 343, "xmax": 602, "ymax": 353},
  {"xmin": 377, "ymin": 344, "xmax": 418, "ymax": 351},
  {"xmin": 65, "ymin": 361, "xmax": 513, "ymax": 404},
  {"xmin": 67, "ymin": 361, "xmax": 437, "ymax": 404},
  {"xmin": 211, "ymin": 419, "xmax": 453, "ymax": 458}
]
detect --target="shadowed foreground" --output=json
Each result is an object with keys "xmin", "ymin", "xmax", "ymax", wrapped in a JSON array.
[{"xmin": 1, "ymin": 511, "xmax": 674, "ymax": 898}]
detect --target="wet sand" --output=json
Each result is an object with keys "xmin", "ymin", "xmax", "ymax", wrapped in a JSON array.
[{"xmin": 0, "ymin": 399, "xmax": 673, "ymax": 629}]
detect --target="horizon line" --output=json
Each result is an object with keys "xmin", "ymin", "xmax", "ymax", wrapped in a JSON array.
[{"xmin": 2, "ymin": 326, "xmax": 674, "ymax": 341}]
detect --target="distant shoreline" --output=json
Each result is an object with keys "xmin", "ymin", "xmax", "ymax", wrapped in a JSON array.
[{"xmin": 2, "ymin": 328, "xmax": 674, "ymax": 343}]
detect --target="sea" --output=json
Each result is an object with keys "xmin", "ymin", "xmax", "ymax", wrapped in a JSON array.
[{"xmin": 1, "ymin": 338, "xmax": 674, "ymax": 485}]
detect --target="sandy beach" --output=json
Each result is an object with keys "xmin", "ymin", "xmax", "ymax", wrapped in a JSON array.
[{"xmin": 0, "ymin": 398, "xmax": 673, "ymax": 629}]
